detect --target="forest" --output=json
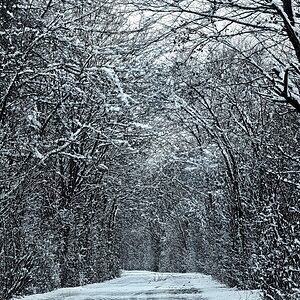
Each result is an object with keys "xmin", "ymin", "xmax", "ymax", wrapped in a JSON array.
[{"xmin": 0, "ymin": 0, "xmax": 299, "ymax": 300}]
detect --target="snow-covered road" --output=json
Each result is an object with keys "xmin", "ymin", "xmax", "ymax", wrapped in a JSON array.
[{"xmin": 16, "ymin": 271, "xmax": 261, "ymax": 300}]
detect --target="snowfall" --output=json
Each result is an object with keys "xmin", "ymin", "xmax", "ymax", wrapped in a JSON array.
[{"xmin": 14, "ymin": 270, "xmax": 261, "ymax": 300}]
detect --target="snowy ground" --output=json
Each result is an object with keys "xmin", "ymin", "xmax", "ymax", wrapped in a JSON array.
[{"xmin": 15, "ymin": 270, "xmax": 261, "ymax": 300}]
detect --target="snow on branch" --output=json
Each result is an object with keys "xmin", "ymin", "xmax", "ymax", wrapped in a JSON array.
[{"xmin": 102, "ymin": 67, "xmax": 131, "ymax": 105}]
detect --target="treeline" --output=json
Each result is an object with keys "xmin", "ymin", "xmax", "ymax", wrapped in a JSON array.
[
  {"xmin": 120, "ymin": 45, "xmax": 300, "ymax": 300},
  {"xmin": 118, "ymin": 1, "xmax": 300, "ymax": 300},
  {"xmin": 0, "ymin": 1, "xmax": 140, "ymax": 298},
  {"xmin": 1, "ymin": 1, "xmax": 300, "ymax": 300},
  {"xmin": 119, "ymin": 54, "xmax": 300, "ymax": 299}
]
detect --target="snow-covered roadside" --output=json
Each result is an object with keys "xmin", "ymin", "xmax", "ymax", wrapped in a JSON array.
[{"xmin": 14, "ymin": 270, "xmax": 261, "ymax": 300}]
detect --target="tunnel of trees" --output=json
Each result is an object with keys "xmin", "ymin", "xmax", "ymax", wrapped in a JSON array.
[{"xmin": 0, "ymin": 1, "xmax": 299, "ymax": 300}]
